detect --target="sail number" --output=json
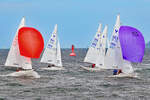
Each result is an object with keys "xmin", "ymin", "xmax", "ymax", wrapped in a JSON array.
[
  {"xmin": 47, "ymin": 38, "xmax": 55, "ymax": 48},
  {"xmin": 110, "ymin": 35, "xmax": 119, "ymax": 48},
  {"xmin": 91, "ymin": 38, "xmax": 98, "ymax": 48}
]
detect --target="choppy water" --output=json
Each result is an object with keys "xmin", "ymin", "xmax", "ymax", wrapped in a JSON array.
[{"xmin": 0, "ymin": 49, "xmax": 150, "ymax": 100}]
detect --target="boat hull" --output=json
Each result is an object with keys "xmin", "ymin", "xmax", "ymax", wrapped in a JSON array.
[
  {"xmin": 3, "ymin": 69, "xmax": 40, "ymax": 78},
  {"xmin": 80, "ymin": 65, "xmax": 104, "ymax": 72},
  {"xmin": 108, "ymin": 73, "xmax": 138, "ymax": 78},
  {"xmin": 41, "ymin": 67, "xmax": 65, "ymax": 71}
]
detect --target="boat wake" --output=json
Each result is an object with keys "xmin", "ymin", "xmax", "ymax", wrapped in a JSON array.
[{"xmin": 0, "ymin": 70, "xmax": 40, "ymax": 78}]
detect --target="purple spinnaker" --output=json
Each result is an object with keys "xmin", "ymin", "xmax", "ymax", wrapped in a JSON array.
[{"xmin": 119, "ymin": 26, "xmax": 145, "ymax": 63}]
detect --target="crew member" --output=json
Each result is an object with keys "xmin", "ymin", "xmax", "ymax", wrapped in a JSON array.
[
  {"xmin": 92, "ymin": 64, "xmax": 95, "ymax": 68},
  {"xmin": 113, "ymin": 69, "xmax": 118, "ymax": 75},
  {"xmin": 48, "ymin": 64, "xmax": 55, "ymax": 67},
  {"xmin": 117, "ymin": 69, "xmax": 122, "ymax": 75}
]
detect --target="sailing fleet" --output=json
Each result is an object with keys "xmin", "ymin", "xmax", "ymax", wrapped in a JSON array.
[{"xmin": 2, "ymin": 14, "xmax": 145, "ymax": 78}]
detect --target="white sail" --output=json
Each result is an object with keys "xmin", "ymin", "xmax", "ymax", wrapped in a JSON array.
[
  {"xmin": 121, "ymin": 60, "xmax": 134, "ymax": 74},
  {"xmin": 41, "ymin": 24, "xmax": 58, "ymax": 66},
  {"xmin": 56, "ymin": 39, "xmax": 62, "ymax": 67},
  {"xmin": 107, "ymin": 38, "xmax": 110, "ymax": 49},
  {"xmin": 105, "ymin": 14, "xmax": 134, "ymax": 74},
  {"xmin": 5, "ymin": 17, "xmax": 32, "ymax": 69},
  {"xmin": 101, "ymin": 25, "xmax": 108, "ymax": 55},
  {"xmin": 96, "ymin": 25, "xmax": 108, "ymax": 68},
  {"xmin": 84, "ymin": 24, "xmax": 102, "ymax": 64},
  {"xmin": 105, "ymin": 14, "xmax": 123, "ymax": 69},
  {"xmin": 19, "ymin": 54, "xmax": 32, "ymax": 70}
]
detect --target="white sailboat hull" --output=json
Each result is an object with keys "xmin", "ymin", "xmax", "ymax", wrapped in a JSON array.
[
  {"xmin": 80, "ymin": 65, "xmax": 105, "ymax": 71},
  {"xmin": 41, "ymin": 66, "xmax": 65, "ymax": 71},
  {"xmin": 3, "ymin": 70, "xmax": 40, "ymax": 78},
  {"xmin": 108, "ymin": 73, "xmax": 138, "ymax": 78}
]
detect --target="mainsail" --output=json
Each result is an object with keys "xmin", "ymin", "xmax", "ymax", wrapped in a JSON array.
[
  {"xmin": 105, "ymin": 14, "xmax": 123, "ymax": 69},
  {"xmin": 5, "ymin": 17, "xmax": 32, "ymax": 69},
  {"xmin": 84, "ymin": 24, "xmax": 102, "ymax": 64},
  {"xmin": 96, "ymin": 25, "xmax": 108, "ymax": 68},
  {"xmin": 40, "ymin": 24, "xmax": 62, "ymax": 67}
]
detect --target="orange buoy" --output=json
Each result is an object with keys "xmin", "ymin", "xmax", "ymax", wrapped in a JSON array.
[{"xmin": 69, "ymin": 45, "xmax": 76, "ymax": 56}]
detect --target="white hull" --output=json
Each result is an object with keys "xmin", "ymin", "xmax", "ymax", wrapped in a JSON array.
[
  {"xmin": 40, "ymin": 66, "xmax": 65, "ymax": 71},
  {"xmin": 5, "ymin": 66, "xmax": 22, "ymax": 70},
  {"xmin": 108, "ymin": 73, "xmax": 138, "ymax": 78},
  {"xmin": 80, "ymin": 65, "xmax": 104, "ymax": 72},
  {"xmin": 2, "ymin": 70, "xmax": 40, "ymax": 78}
]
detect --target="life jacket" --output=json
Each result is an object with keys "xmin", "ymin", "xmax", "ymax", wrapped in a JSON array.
[{"xmin": 113, "ymin": 69, "xmax": 118, "ymax": 75}]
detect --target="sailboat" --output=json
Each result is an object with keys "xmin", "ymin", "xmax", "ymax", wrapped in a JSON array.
[
  {"xmin": 81, "ymin": 24, "xmax": 108, "ymax": 71},
  {"xmin": 105, "ymin": 14, "xmax": 123, "ymax": 70},
  {"xmin": 40, "ymin": 24, "xmax": 64, "ymax": 70},
  {"xmin": 3, "ymin": 17, "xmax": 40, "ymax": 78},
  {"xmin": 106, "ymin": 14, "xmax": 145, "ymax": 78}
]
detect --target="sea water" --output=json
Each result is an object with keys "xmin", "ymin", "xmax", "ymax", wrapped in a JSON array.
[{"xmin": 0, "ymin": 49, "xmax": 150, "ymax": 100}]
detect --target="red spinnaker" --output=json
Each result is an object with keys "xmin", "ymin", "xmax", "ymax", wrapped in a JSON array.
[{"xmin": 18, "ymin": 27, "xmax": 44, "ymax": 58}]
